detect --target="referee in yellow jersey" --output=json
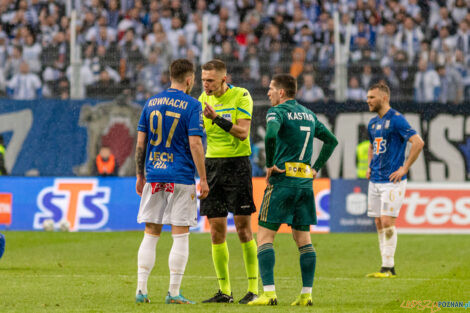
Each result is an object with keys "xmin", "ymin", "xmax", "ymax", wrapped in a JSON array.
[{"xmin": 199, "ymin": 59, "xmax": 258, "ymax": 304}]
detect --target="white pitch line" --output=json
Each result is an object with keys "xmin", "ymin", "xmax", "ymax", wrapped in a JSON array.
[{"xmin": 2, "ymin": 274, "xmax": 469, "ymax": 282}]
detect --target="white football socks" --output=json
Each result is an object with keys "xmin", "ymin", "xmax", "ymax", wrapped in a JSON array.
[
  {"xmin": 137, "ymin": 233, "xmax": 159, "ymax": 295},
  {"xmin": 301, "ymin": 287, "xmax": 312, "ymax": 295},
  {"xmin": 382, "ymin": 226, "xmax": 397, "ymax": 268},
  {"xmin": 378, "ymin": 229, "xmax": 385, "ymax": 256},
  {"xmin": 168, "ymin": 232, "xmax": 189, "ymax": 297},
  {"xmin": 263, "ymin": 285, "xmax": 276, "ymax": 292}
]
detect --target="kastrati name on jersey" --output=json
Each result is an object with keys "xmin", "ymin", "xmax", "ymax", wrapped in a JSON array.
[{"xmin": 287, "ymin": 112, "xmax": 314, "ymax": 121}]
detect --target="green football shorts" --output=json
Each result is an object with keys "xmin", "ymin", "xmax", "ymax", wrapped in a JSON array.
[{"xmin": 258, "ymin": 184, "xmax": 317, "ymax": 231}]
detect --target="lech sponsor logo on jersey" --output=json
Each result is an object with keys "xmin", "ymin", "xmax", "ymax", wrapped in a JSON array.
[{"xmin": 33, "ymin": 179, "xmax": 110, "ymax": 231}]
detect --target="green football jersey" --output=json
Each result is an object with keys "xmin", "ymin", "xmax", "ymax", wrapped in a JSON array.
[
  {"xmin": 199, "ymin": 85, "xmax": 253, "ymax": 158},
  {"xmin": 266, "ymin": 99, "xmax": 329, "ymax": 188}
]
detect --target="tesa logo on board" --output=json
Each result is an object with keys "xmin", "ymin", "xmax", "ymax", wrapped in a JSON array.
[
  {"xmin": 0, "ymin": 193, "xmax": 12, "ymax": 225},
  {"xmin": 396, "ymin": 184, "xmax": 470, "ymax": 233},
  {"xmin": 34, "ymin": 179, "xmax": 110, "ymax": 231}
]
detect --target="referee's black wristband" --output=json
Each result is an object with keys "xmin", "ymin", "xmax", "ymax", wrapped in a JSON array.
[{"xmin": 212, "ymin": 115, "xmax": 233, "ymax": 132}]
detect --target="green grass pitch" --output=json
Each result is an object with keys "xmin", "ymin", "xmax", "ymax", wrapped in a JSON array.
[{"xmin": 0, "ymin": 232, "xmax": 468, "ymax": 313}]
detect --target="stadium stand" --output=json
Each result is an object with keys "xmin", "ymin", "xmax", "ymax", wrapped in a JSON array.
[{"xmin": 0, "ymin": 0, "xmax": 469, "ymax": 103}]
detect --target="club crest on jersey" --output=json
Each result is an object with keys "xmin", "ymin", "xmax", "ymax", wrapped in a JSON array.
[
  {"xmin": 385, "ymin": 120, "xmax": 390, "ymax": 129},
  {"xmin": 373, "ymin": 137, "xmax": 387, "ymax": 154},
  {"xmin": 33, "ymin": 179, "xmax": 110, "ymax": 231}
]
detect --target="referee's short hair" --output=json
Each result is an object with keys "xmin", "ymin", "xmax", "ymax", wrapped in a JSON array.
[
  {"xmin": 272, "ymin": 74, "xmax": 297, "ymax": 98},
  {"xmin": 169, "ymin": 59, "xmax": 195, "ymax": 83},
  {"xmin": 201, "ymin": 59, "xmax": 227, "ymax": 73},
  {"xmin": 369, "ymin": 82, "xmax": 390, "ymax": 96}
]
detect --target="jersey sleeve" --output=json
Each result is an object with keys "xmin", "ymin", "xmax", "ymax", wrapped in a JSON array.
[
  {"xmin": 137, "ymin": 105, "xmax": 148, "ymax": 133},
  {"xmin": 266, "ymin": 107, "xmax": 282, "ymax": 126},
  {"xmin": 188, "ymin": 100, "xmax": 204, "ymax": 137},
  {"xmin": 235, "ymin": 89, "xmax": 253, "ymax": 120},
  {"xmin": 393, "ymin": 114, "xmax": 417, "ymax": 141},
  {"xmin": 367, "ymin": 120, "xmax": 374, "ymax": 143}
]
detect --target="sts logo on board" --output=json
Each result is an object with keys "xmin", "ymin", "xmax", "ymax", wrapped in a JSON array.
[{"xmin": 33, "ymin": 179, "xmax": 110, "ymax": 231}]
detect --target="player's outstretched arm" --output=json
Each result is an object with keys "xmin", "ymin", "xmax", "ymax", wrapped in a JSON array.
[
  {"xmin": 135, "ymin": 131, "xmax": 147, "ymax": 196},
  {"xmin": 189, "ymin": 135, "xmax": 209, "ymax": 199},
  {"xmin": 389, "ymin": 134, "xmax": 424, "ymax": 183}
]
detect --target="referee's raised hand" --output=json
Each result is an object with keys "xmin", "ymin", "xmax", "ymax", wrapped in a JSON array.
[{"xmin": 203, "ymin": 102, "xmax": 217, "ymax": 119}]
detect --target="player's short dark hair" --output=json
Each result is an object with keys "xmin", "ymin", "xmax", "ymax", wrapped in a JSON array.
[
  {"xmin": 272, "ymin": 74, "xmax": 297, "ymax": 98},
  {"xmin": 169, "ymin": 59, "xmax": 195, "ymax": 83},
  {"xmin": 369, "ymin": 82, "xmax": 390, "ymax": 96},
  {"xmin": 201, "ymin": 59, "xmax": 227, "ymax": 73}
]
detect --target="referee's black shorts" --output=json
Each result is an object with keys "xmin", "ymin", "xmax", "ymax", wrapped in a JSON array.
[{"xmin": 200, "ymin": 156, "xmax": 256, "ymax": 218}]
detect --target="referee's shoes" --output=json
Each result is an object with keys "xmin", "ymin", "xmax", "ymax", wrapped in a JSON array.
[{"xmin": 202, "ymin": 290, "xmax": 234, "ymax": 303}]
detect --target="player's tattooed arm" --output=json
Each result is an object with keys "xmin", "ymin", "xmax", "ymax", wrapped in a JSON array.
[
  {"xmin": 135, "ymin": 131, "xmax": 147, "ymax": 176},
  {"xmin": 135, "ymin": 146, "xmax": 146, "ymax": 175},
  {"xmin": 135, "ymin": 131, "xmax": 147, "ymax": 196}
]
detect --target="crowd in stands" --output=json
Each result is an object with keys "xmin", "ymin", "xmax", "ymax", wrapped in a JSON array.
[{"xmin": 0, "ymin": 0, "xmax": 469, "ymax": 103}]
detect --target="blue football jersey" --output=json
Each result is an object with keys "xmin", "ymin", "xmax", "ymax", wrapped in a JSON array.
[
  {"xmin": 368, "ymin": 108, "xmax": 417, "ymax": 183},
  {"xmin": 137, "ymin": 88, "xmax": 203, "ymax": 184}
]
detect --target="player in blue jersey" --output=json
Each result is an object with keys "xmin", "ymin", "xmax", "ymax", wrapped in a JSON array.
[
  {"xmin": 134, "ymin": 59, "xmax": 209, "ymax": 304},
  {"xmin": 365, "ymin": 83, "xmax": 424, "ymax": 278}
]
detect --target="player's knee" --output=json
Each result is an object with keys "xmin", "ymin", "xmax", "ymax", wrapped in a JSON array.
[
  {"xmin": 374, "ymin": 218, "xmax": 382, "ymax": 229},
  {"xmin": 145, "ymin": 223, "xmax": 161, "ymax": 235},
  {"xmin": 236, "ymin": 227, "xmax": 252, "ymax": 242},
  {"xmin": 210, "ymin": 225, "xmax": 226, "ymax": 243},
  {"xmin": 211, "ymin": 232, "xmax": 226, "ymax": 243}
]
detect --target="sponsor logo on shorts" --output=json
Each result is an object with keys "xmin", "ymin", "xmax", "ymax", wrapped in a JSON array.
[
  {"xmin": 285, "ymin": 162, "xmax": 313, "ymax": 178},
  {"xmin": 151, "ymin": 183, "xmax": 174, "ymax": 194}
]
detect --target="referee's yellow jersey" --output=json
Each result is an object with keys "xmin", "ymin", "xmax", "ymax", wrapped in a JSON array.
[{"xmin": 199, "ymin": 85, "xmax": 253, "ymax": 158}]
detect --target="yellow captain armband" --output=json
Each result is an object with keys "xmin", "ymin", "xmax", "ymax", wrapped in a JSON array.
[{"xmin": 285, "ymin": 162, "xmax": 314, "ymax": 178}]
